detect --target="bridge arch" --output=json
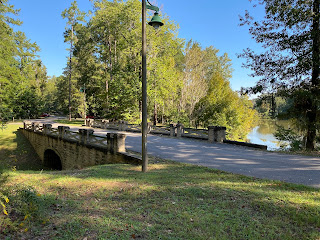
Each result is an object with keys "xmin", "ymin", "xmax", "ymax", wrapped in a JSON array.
[{"xmin": 44, "ymin": 148, "xmax": 62, "ymax": 170}]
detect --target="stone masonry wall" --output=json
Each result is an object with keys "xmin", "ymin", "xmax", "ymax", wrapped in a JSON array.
[{"xmin": 19, "ymin": 128, "xmax": 140, "ymax": 170}]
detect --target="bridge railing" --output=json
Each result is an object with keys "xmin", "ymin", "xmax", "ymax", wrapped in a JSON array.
[
  {"xmin": 150, "ymin": 125, "xmax": 171, "ymax": 135},
  {"xmin": 126, "ymin": 123, "xmax": 141, "ymax": 133},
  {"xmin": 65, "ymin": 130, "xmax": 81, "ymax": 142},
  {"xmin": 48, "ymin": 128, "xmax": 59, "ymax": 138},
  {"xmin": 182, "ymin": 128, "xmax": 208, "ymax": 140},
  {"xmin": 22, "ymin": 122, "xmax": 127, "ymax": 151},
  {"xmin": 86, "ymin": 119, "xmax": 228, "ymax": 142},
  {"xmin": 88, "ymin": 134, "xmax": 108, "ymax": 147},
  {"xmin": 24, "ymin": 122, "xmax": 44, "ymax": 132}
]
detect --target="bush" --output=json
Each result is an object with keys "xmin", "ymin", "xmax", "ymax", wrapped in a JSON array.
[
  {"xmin": 274, "ymin": 125, "xmax": 304, "ymax": 151},
  {"xmin": 0, "ymin": 184, "xmax": 45, "ymax": 234},
  {"xmin": 0, "ymin": 165, "xmax": 9, "ymax": 216}
]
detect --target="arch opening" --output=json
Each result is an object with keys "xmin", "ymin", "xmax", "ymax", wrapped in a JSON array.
[{"xmin": 44, "ymin": 149, "xmax": 62, "ymax": 170}]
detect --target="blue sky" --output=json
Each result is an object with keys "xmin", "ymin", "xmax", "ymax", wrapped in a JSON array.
[{"xmin": 10, "ymin": 0, "xmax": 265, "ymax": 91}]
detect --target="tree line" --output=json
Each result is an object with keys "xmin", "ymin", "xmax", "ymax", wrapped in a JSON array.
[{"xmin": 0, "ymin": 0, "xmax": 257, "ymax": 141}]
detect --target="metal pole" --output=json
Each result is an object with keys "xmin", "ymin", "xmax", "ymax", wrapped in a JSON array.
[
  {"xmin": 84, "ymin": 84, "xmax": 86, "ymax": 125},
  {"xmin": 142, "ymin": 0, "xmax": 148, "ymax": 172}
]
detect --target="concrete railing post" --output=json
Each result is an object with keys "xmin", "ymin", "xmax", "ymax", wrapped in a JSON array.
[
  {"xmin": 58, "ymin": 126, "xmax": 70, "ymax": 140},
  {"xmin": 79, "ymin": 129, "xmax": 94, "ymax": 144},
  {"xmin": 102, "ymin": 119, "xmax": 109, "ymax": 129},
  {"xmin": 208, "ymin": 126, "xmax": 226, "ymax": 143},
  {"xmin": 107, "ymin": 133, "xmax": 126, "ymax": 153},
  {"xmin": 122, "ymin": 121, "xmax": 128, "ymax": 131},
  {"xmin": 147, "ymin": 122, "xmax": 152, "ymax": 134},
  {"xmin": 85, "ymin": 119, "xmax": 93, "ymax": 127},
  {"xmin": 31, "ymin": 122, "xmax": 36, "ymax": 131},
  {"xmin": 43, "ymin": 124, "xmax": 52, "ymax": 135},
  {"xmin": 208, "ymin": 126, "xmax": 215, "ymax": 143},
  {"xmin": 216, "ymin": 126, "xmax": 226, "ymax": 143},
  {"xmin": 176, "ymin": 122, "xmax": 183, "ymax": 138},
  {"xmin": 170, "ymin": 124, "xmax": 176, "ymax": 137}
]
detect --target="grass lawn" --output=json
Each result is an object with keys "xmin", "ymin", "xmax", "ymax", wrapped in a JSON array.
[
  {"xmin": 54, "ymin": 119, "xmax": 86, "ymax": 126},
  {"xmin": 0, "ymin": 123, "xmax": 320, "ymax": 239}
]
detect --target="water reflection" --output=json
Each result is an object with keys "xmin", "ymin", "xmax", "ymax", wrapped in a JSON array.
[{"xmin": 246, "ymin": 119, "xmax": 292, "ymax": 150}]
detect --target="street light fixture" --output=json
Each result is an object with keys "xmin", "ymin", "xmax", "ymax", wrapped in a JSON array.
[
  {"xmin": 148, "ymin": 12, "xmax": 164, "ymax": 29},
  {"xmin": 142, "ymin": 0, "xmax": 164, "ymax": 172}
]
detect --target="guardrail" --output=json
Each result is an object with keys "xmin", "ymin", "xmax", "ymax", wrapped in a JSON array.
[
  {"xmin": 86, "ymin": 119, "xmax": 268, "ymax": 150},
  {"xmin": 23, "ymin": 122, "xmax": 123, "ymax": 150},
  {"xmin": 182, "ymin": 128, "xmax": 208, "ymax": 140},
  {"xmin": 86, "ymin": 119, "xmax": 225, "ymax": 142}
]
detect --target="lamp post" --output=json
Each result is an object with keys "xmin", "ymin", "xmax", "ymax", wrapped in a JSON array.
[{"xmin": 142, "ymin": 0, "xmax": 164, "ymax": 172}]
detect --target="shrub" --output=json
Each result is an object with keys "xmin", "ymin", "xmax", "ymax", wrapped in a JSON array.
[
  {"xmin": 0, "ymin": 165, "xmax": 9, "ymax": 216},
  {"xmin": 0, "ymin": 184, "xmax": 45, "ymax": 234},
  {"xmin": 274, "ymin": 125, "xmax": 304, "ymax": 151}
]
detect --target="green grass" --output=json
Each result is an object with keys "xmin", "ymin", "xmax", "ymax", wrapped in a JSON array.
[
  {"xmin": 0, "ymin": 124, "xmax": 320, "ymax": 239},
  {"xmin": 54, "ymin": 119, "xmax": 85, "ymax": 126},
  {"xmin": 0, "ymin": 123, "xmax": 43, "ymax": 171}
]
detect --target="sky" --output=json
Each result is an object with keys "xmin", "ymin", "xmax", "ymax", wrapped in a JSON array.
[{"xmin": 9, "ymin": 0, "xmax": 266, "ymax": 91}]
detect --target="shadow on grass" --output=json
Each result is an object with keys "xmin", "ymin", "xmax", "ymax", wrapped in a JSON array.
[
  {"xmin": 40, "ymin": 162, "xmax": 318, "ymax": 191},
  {"xmin": 0, "ymin": 129, "xmax": 44, "ymax": 171},
  {"xmin": 16, "ymin": 162, "xmax": 319, "ymax": 240}
]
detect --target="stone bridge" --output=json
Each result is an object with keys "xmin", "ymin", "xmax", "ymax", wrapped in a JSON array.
[{"xmin": 20, "ymin": 122, "xmax": 141, "ymax": 170}]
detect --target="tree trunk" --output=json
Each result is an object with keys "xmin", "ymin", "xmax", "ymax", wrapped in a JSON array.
[
  {"xmin": 68, "ymin": 25, "xmax": 73, "ymax": 121},
  {"xmin": 306, "ymin": 0, "xmax": 320, "ymax": 150},
  {"xmin": 153, "ymin": 102, "xmax": 157, "ymax": 126}
]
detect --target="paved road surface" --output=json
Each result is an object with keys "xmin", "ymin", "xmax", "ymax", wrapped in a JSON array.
[{"xmin": 33, "ymin": 118, "xmax": 320, "ymax": 188}]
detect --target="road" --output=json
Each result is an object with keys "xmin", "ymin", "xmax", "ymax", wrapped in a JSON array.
[{"xmin": 33, "ymin": 118, "xmax": 320, "ymax": 188}]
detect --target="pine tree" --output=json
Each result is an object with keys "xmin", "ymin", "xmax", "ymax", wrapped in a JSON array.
[{"xmin": 62, "ymin": 0, "xmax": 86, "ymax": 120}]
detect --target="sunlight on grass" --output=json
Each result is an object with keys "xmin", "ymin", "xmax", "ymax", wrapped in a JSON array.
[
  {"xmin": 54, "ymin": 120, "xmax": 84, "ymax": 126},
  {"xmin": 0, "ymin": 124, "xmax": 22, "ymax": 151},
  {"xmin": 1, "ymin": 125, "xmax": 319, "ymax": 239},
  {"xmin": 3, "ymin": 163, "xmax": 319, "ymax": 239}
]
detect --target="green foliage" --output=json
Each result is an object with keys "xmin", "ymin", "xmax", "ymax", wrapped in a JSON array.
[
  {"xmin": 0, "ymin": 0, "xmax": 48, "ymax": 120},
  {"xmin": 274, "ymin": 125, "xmax": 304, "ymax": 151},
  {"xmin": 58, "ymin": 0, "xmax": 258, "ymax": 138},
  {"xmin": 0, "ymin": 166, "xmax": 9, "ymax": 217},
  {"xmin": 240, "ymin": 0, "xmax": 320, "ymax": 150},
  {"xmin": 0, "ymin": 185, "xmax": 45, "ymax": 234},
  {"xmin": 193, "ymin": 72, "xmax": 257, "ymax": 140},
  {"xmin": 0, "ymin": 119, "xmax": 8, "ymax": 132}
]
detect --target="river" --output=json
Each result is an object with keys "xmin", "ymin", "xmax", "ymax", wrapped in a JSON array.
[{"xmin": 246, "ymin": 119, "xmax": 292, "ymax": 150}]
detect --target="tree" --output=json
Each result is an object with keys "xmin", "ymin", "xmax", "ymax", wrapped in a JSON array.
[
  {"xmin": 193, "ymin": 72, "xmax": 256, "ymax": 140},
  {"xmin": 240, "ymin": 0, "xmax": 320, "ymax": 150},
  {"xmin": 0, "ymin": 0, "xmax": 46, "ymax": 120},
  {"xmin": 62, "ymin": 0, "xmax": 86, "ymax": 120},
  {"xmin": 72, "ymin": 0, "xmax": 184, "ymax": 122},
  {"xmin": 180, "ymin": 41, "xmax": 233, "ymax": 126}
]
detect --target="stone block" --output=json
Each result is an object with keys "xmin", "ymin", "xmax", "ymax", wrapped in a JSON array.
[
  {"xmin": 107, "ymin": 133, "xmax": 126, "ymax": 153},
  {"xmin": 208, "ymin": 126, "xmax": 226, "ymax": 143}
]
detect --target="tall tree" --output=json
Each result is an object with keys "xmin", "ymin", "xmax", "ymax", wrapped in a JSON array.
[
  {"xmin": 240, "ymin": 0, "xmax": 320, "ymax": 150},
  {"xmin": 193, "ymin": 72, "xmax": 256, "ymax": 140},
  {"xmin": 180, "ymin": 41, "xmax": 233, "ymax": 126},
  {"xmin": 62, "ymin": 1, "xmax": 86, "ymax": 120},
  {"xmin": 0, "ymin": 0, "xmax": 46, "ymax": 120}
]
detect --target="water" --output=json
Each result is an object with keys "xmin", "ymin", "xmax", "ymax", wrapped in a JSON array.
[{"xmin": 246, "ymin": 119, "xmax": 292, "ymax": 150}]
